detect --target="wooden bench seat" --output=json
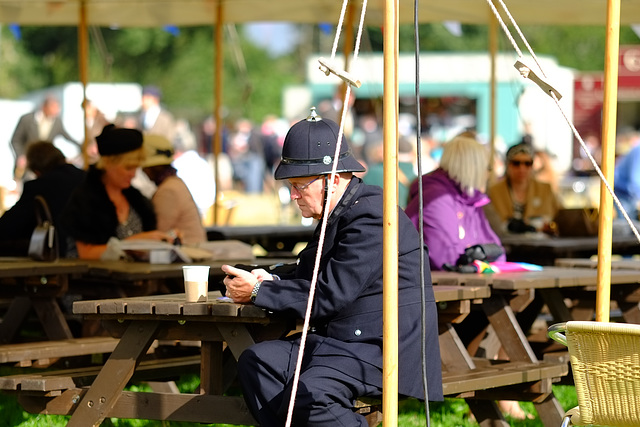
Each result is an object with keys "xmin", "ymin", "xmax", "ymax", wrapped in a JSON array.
[
  {"xmin": 0, "ymin": 337, "xmax": 120, "ymax": 367},
  {"xmin": 0, "ymin": 354, "xmax": 201, "ymax": 394},
  {"xmin": 3, "ymin": 354, "xmax": 568, "ymax": 426},
  {"xmin": 442, "ymin": 356, "xmax": 568, "ymax": 398},
  {"xmin": 357, "ymin": 355, "xmax": 569, "ymax": 426}
]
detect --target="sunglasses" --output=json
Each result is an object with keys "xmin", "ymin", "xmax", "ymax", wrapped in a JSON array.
[{"xmin": 509, "ymin": 160, "xmax": 533, "ymax": 167}]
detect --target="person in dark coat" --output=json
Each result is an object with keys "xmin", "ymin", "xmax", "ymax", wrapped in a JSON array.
[
  {"xmin": 10, "ymin": 95, "xmax": 81, "ymax": 179},
  {"xmin": 0, "ymin": 141, "xmax": 85, "ymax": 257},
  {"xmin": 60, "ymin": 124, "xmax": 173, "ymax": 259},
  {"xmin": 222, "ymin": 108, "xmax": 443, "ymax": 426}
]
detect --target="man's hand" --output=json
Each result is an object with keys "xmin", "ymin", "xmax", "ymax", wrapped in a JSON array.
[{"xmin": 221, "ymin": 264, "xmax": 272, "ymax": 303}]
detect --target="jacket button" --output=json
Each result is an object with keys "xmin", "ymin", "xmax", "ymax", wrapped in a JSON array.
[{"xmin": 354, "ymin": 329, "xmax": 362, "ymax": 336}]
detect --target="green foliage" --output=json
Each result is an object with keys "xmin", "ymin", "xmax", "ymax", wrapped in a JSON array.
[
  {"xmin": 3, "ymin": 22, "xmax": 638, "ymax": 125},
  {"xmin": 0, "ymin": 26, "xmax": 48, "ymax": 97},
  {"xmin": 2, "ymin": 24, "xmax": 305, "ymax": 125}
]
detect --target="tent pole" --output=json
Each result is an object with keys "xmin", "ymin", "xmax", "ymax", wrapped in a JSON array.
[
  {"xmin": 382, "ymin": 0, "xmax": 399, "ymax": 424},
  {"xmin": 78, "ymin": 0, "xmax": 89, "ymax": 168},
  {"xmin": 213, "ymin": 0, "xmax": 224, "ymax": 226},
  {"xmin": 339, "ymin": 3, "xmax": 355, "ymax": 118},
  {"xmin": 595, "ymin": 0, "xmax": 620, "ymax": 323}
]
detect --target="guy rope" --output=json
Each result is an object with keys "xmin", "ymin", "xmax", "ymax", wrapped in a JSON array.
[
  {"xmin": 485, "ymin": 0, "xmax": 635, "ymax": 324},
  {"xmin": 284, "ymin": 1, "xmax": 369, "ymax": 426}
]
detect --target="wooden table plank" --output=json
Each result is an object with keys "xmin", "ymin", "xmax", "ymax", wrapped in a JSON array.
[
  {"xmin": 0, "ymin": 259, "xmax": 88, "ymax": 278},
  {"xmin": 556, "ymin": 257, "xmax": 640, "ymax": 270},
  {"xmin": 433, "ymin": 285, "xmax": 491, "ymax": 301}
]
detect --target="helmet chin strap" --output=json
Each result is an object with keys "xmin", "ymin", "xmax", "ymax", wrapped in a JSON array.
[{"xmin": 321, "ymin": 175, "xmax": 330, "ymax": 218}]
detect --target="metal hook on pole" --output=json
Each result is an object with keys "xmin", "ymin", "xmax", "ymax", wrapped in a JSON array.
[
  {"xmin": 318, "ymin": 57, "xmax": 362, "ymax": 88},
  {"xmin": 514, "ymin": 59, "xmax": 562, "ymax": 100}
]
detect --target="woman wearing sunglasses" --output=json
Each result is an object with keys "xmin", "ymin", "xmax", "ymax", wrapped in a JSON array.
[{"xmin": 487, "ymin": 142, "xmax": 560, "ymax": 235}]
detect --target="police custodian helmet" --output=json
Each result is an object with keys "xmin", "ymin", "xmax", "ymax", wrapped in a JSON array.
[{"xmin": 274, "ymin": 108, "xmax": 366, "ymax": 180}]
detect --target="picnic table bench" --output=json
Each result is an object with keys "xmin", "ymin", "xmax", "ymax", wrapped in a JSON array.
[
  {"xmin": 0, "ymin": 285, "xmax": 568, "ymax": 426},
  {"xmin": 0, "ymin": 336, "xmax": 119, "ymax": 367}
]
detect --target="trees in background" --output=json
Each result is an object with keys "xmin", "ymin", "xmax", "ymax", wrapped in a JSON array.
[{"xmin": 1, "ymin": 23, "xmax": 638, "ymax": 125}]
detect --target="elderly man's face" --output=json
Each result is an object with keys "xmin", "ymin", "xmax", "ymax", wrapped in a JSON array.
[{"xmin": 288, "ymin": 176, "xmax": 324, "ymax": 219}]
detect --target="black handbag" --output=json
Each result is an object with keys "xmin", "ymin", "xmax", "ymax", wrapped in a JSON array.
[
  {"xmin": 443, "ymin": 243, "xmax": 505, "ymax": 273},
  {"xmin": 28, "ymin": 195, "xmax": 59, "ymax": 261}
]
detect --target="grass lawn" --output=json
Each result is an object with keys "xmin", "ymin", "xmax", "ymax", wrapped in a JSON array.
[{"xmin": 0, "ymin": 370, "xmax": 578, "ymax": 427}]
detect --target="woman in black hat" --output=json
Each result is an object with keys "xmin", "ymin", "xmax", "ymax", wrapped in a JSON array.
[
  {"xmin": 220, "ymin": 109, "xmax": 443, "ymax": 426},
  {"xmin": 61, "ymin": 124, "xmax": 174, "ymax": 259}
]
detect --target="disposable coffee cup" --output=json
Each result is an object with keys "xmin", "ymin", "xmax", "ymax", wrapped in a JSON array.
[{"xmin": 182, "ymin": 265, "xmax": 210, "ymax": 302}]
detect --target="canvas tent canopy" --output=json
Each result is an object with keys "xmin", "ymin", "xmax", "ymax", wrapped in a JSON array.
[{"xmin": 1, "ymin": 0, "xmax": 640, "ymax": 27}]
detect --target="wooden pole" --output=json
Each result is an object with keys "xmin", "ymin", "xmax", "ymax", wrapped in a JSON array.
[
  {"xmin": 78, "ymin": 0, "xmax": 90, "ymax": 168},
  {"xmin": 595, "ymin": 0, "xmax": 621, "ymax": 323},
  {"xmin": 382, "ymin": 0, "xmax": 399, "ymax": 424},
  {"xmin": 340, "ymin": 3, "xmax": 356, "ymax": 117},
  {"xmin": 488, "ymin": 5, "xmax": 498, "ymax": 182},
  {"xmin": 212, "ymin": 1, "xmax": 224, "ymax": 226}
]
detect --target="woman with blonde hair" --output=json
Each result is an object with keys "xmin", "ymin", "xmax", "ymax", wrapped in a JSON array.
[
  {"xmin": 405, "ymin": 133, "xmax": 505, "ymax": 271},
  {"xmin": 61, "ymin": 124, "xmax": 173, "ymax": 259}
]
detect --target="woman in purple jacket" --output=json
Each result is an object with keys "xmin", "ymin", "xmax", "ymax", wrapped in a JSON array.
[{"xmin": 405, "ymin": 133, "xmax": 505, "ymax": 271}]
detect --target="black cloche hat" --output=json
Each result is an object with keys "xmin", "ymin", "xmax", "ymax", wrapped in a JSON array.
[
  {"xmin": 274, "ymin": 108, "xmax": 365, "ymax": 180},
  {"xmin": 96, "ymin": 124, "xmax": 144, "ymax": 156}
]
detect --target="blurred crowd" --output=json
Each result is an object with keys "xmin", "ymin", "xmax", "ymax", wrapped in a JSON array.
[{"xmin": 4, "ymin": 83, "xmax": 640, "ymax": 261}]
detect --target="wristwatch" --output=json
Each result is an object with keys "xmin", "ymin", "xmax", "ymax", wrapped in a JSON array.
[{"xmin": 250, "ymin": 281, "xmax": 262, "ymax": 303}]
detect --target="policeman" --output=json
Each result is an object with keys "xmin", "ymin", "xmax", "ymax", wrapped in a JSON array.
[{"xmin": 222, "ymin": 108, "xmax": 443, "ymax": 426}]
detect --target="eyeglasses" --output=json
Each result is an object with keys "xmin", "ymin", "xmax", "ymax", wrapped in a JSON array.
[
  {"xmin": 509, "ymin": 160, "xmax": 533, "ymax": 167},
  {"xmin": 289, "ymin": 176, "xmax": 321, "ymax": 192}
]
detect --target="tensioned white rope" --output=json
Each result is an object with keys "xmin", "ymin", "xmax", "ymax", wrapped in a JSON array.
[
  {"xmin": 284, "ymin": 1, "xmax": 368, "ymax": 425},
  {"xmin": 485, "ymin": 0, "xmax": 640, "ymax": 243}
]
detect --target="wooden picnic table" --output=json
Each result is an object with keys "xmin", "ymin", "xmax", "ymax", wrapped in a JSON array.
[
  {"xmin": 206, "ymin": 225, "xmax": 315, "ymax": 256},
  {"xmin": 556, "ymin": 256, "xmax": 640, "ymax": 270},
  {"xmin": 500, "ymin": 235, "xmax": 640, "ymax": 265},
  {"xmin": 433, "ymin": 270, "xmax": 572, "ymax": 426},
  {"xmin": 433, "ymin": 266, "xmax": 640, "ymax": 324},
  {"xmin": 0, "ymin": 255, "xmax": 292, "ymax": 364},
  {"xmin": 0, "ymin": 258, "xmax": 89, "ymax": 343},
  {"xmin": 0, "ymin": 284, "xmax": 569, "ymax": 426},
  {"xmin": 77, "ymin": 257, "xmax": 295, "ymax": 297}
]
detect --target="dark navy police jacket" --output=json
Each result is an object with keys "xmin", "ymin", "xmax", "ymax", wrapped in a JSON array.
[{"xmin": 253, "ymin": 177, "xmax": 443, "ymax": 401}]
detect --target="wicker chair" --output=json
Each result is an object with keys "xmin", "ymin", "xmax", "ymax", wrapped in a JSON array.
[{"xmin": 548, "ymin": 321, "xmax": 640, "ymax": 427}]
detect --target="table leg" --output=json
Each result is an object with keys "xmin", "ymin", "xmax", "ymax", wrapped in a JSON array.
[
  {"xmin": 438, "ymin": 323, "xmax": 476, "ymax": 370},
  {"xmin": 0, "ymin": 296, "xmax": 31, "ymax": 343},
  {"xmin": 482, "ymin": 294, "xmax": 538, "ymax": 362},
  {"xmin": 612, "ymin": 284, "xmax": 640, "ymax": 323},
  {"xmin": 618, "ymin": 301, "xmax": 640, "ymax": 323},
  {"xmin": 31, "ymin": 298, "xmax": 73, "ymax": 340},
  {"xmin": 482, "ymin": 293, "xmax": 564, "ymax": 426},
  {"xmin": 200, "ymin": 341, "xmax": 223, "ymax": 395},
  {"xmin": 569, "ymin": 299, "xmax": 595, "ymax": 321},
  {"xmin": 535, "ymin": 393, "xmax": 566, "ymax": 426},
  {"xmin": 216, "ymin": 323, "xmax": 256, "ymax": 360},
  {"xmin": 439, "ymin": 321, "xmax": 509, "ymax": 425},
  {"xmin": 67, "ymin": 320, "xmax": 160, "ymax": 427},
  {"xmin": 539, "ymin": 288, "xmax": 573, "ymax": 322}
]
